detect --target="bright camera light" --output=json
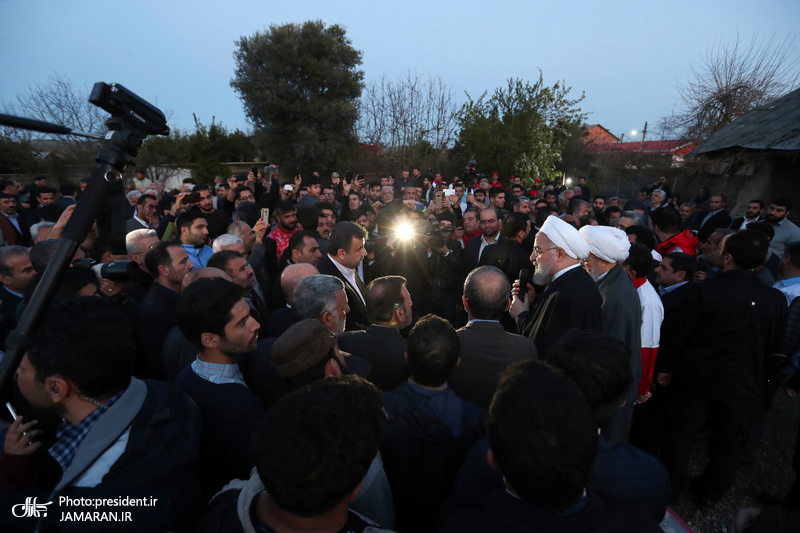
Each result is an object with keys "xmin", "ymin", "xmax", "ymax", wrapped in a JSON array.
[{"xmin": 395, "ymin": 223, "xmax": 415, "ymax": 241}]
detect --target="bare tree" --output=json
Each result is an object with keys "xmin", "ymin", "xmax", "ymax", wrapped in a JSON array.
[
  {"xmin": 357, "ymin": 71, "xmax": 458, "ymax": 172},
  {"xmin": 666, "ymin": 32, "xmax": 799, "ymax": 141},
  {"xmin": 9, "ymin": 73, "xmax": 107, "ymax": 168}
]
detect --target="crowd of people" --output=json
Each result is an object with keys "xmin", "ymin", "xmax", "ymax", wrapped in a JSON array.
[{"xmin": 0, "ymin": 168, "xmax": 799, "ymax": 532}]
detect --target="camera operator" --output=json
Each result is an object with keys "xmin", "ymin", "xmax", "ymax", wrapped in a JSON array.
[{"xmin": 417, "ymin": 213, "xmax": 465, "ymax": 323}]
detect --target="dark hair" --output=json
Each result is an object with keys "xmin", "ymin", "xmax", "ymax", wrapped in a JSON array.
[
  {"xmin": 604, "ymin": 205, "xmax": 622, "ymax": 217},
  {"xmin": 59, "ymin": 183, "xmax": 76, "ymax": 196},
  {"xmin": 749, "ymin": 199, "xmax": 765, "ymax": 209},
  {"xmin": 503, "ymin": 212, "xmax": 529, "ymax": 239},
  {"xmin": 137, "ymin": 193, "xmax": 156, "ymax": 206},
  {"xmin": 365, "ymin": 276, "xmax": 407, "ymax": 323},
  {"xmin": 36, "ymin": 185, "xmax": 57, "ymax": 198},
  {"xmin": 194, "ymin": 184, "xmax": 211, "ymax": 194},
  {"xmin": 237, "ymin": 201, "xmax": 261, "ymax": 228},
  {"xmin": 144, "ymin": 241, "xmax": 183, "ymax": 280},
  {"xmin": 175, "ymin": 210, "xmax": 206, "ymax": 233},
  {"xmin": 328, "ymin": 221, "xmax": 367, "ymax": 255},
  {"xmin": 622, "ymin": 242, "xmax": 652, "ymax": 279},
  {"xmin": 784, "ymin": 241, "xmax": 800, "ymax": 268},
  {"xmin": 435, "ymin": 212, "xmax": 455, "ymax": 225},
  {"xmin": 489, "ymin": 359, "xmax": 597, "ymax": 511},
  {"xmin": 567, "ymin": 197, "xmax": 588, "ymax": 215},
  {"xmin": 712, "ymin": 193, "xmax": 727, "ymax": 203},
  {"xmin": 287, "ymin": 230, "xmax": 316, "ymax": 255},
  {"xmin": 234, "ymin": 185, "xmax": 252, "ymax": 201},
  {"xmin": 175, "ymin": 278, "xmax": 243, "ymax": 350},
  {"xmin": 30, "ymin": 240, "xmax": 58, "ymax": 273},
  {"xmin": 0, "ymin": 245, "xmax": 29, "ymax": 277},
  {"xmin": 296, "ymin": 206, "xmax": 320, "ymax": 231},
  {"xmin": 275, "ymin": 200, "xmax": 296, "ymax": 215},
  {"xmin": 651, "ymin": 207, "xmax": 682, "ymax": 233},
  {"xmin": 406, "ymin": 314, "xmax": 460, "ymax": 387},
  {"xmin": 304, "ymin": 176, "xmax": 321, "ymax": 187},
  {"xmin": 664, "ymin": 252, "xmax": 697, "ymax": 280},
  {"xmin": 37, "ymin": 204, "xmax": 64, "ymax": 223},
  {"xmin": 317, "ymin": 201, "xmax": 335, "ymax": 213},
  {"xmin": 624, "ymin": 225, "xmax": 656, "ymax": 251},
  {"xmin": 594, "ymin": 195, "xmax": 607, "ymax": 202},
  {"xmin": 535, "ymin": 205, "xmax": 556, "ymax": 228},
  {"xmin": 722, "ymin": 229, "xmax": 768, "ymax": 269},
  {"xmin": 207, "ymin": 250, "xmax": 243, "ymax": 274},
  {"xmin": 28, "ymin": 297, "xmax": 134, "ymax": 398},
  {"xmin": 747, "ymin": 221, "xmax": 775, "ymax": 241},
  {"xmin": 488, "ymin": 187, "xmax": 504, "ymax": 199},
  {"xmin": 547, "ymin": 329, "xmax": 632, "ymax": 425},
  {"xmin": 253, "ymin": 375, "xmax": 385, "ymax": 517},
  {"xmin": 463, "ymin": 266, "xmax": 510, "ymax": 320},
  {"xmin": 771, "ymin": 197, "xmax": 793, "ymax": 210}
]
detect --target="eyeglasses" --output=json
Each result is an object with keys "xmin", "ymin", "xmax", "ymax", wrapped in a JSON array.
[
  {"xmin": 532, "ymin": 246, "xmax": 558, "ymax": 256},
  {"xmin": 239, "ymin": 195, "xmax": 254, "ymax": 202}
]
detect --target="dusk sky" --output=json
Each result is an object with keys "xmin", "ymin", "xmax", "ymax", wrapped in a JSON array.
[{"xmin": 2, "ymin": 0, "xmax": 798, "ymax": 143}]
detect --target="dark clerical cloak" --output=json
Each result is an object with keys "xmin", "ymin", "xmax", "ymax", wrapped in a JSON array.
[
  {"xmin": 517, "ymin": 265, "xmax": 603, "ymax": 358},
  {"xmin": 595, "ymin": 264, "xmax": 642, "ymax": 445}
]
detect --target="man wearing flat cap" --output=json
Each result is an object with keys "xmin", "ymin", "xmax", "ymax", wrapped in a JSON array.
[
  {"xmin": 511, "ymin": 216, "xmax": 603, "ymax": 357},
  {"xmin": 580, "ymin": 225, "xmax": 642, "ymax": 445}
]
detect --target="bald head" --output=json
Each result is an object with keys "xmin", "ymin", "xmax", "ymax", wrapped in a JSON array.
[
  {"xmin": 181, "ymin": 267, "xmax": 231, "ymax": 292},
  {"xmin": 281, "ymin": 263, "xmax": 320, "ymax": 303},
  {"xmin": 463, "ymin": 266, "xmax": 511, "ymax": 320}
]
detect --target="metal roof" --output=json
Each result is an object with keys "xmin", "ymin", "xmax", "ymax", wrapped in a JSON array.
[{"xmin": 690, "ymin": 87, "xmax": 800, "ymax": 157}]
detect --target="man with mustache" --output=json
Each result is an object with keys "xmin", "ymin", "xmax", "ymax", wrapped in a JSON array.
[{"xmin": 510, "ymin": 216, "xmax": 602, "ymax": 357}]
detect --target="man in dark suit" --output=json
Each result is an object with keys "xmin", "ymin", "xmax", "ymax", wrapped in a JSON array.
[
  {"xmin": 630, "ymin": 251, "xmax": 699, "ymax": 455},
  {"xmin": 338, "ymin": 275, "xmax": 411, "ymax": 391},
  {"xmin": 464, "ymin": 208, "xmax": 505, "ymax": 271},
  {"xmin": 264, "ymin": 263, "xmax": 318, "ymax": 339},
  {"xmin": 729, "ymin": 199, "xmax": 765, "ymax": 231},
  {"xmin": 136, "ymin": 241, "xmax": 194, "ymax": 378},
  {"xmin": 657, "ymin": 230, "xmax": 787, "ymax": 505},
  {"xmin": 316, "ymin": 221, "xmax": 369, "ymax": 331},
  {"xmin": 0, "ymin": 193, "xmax": 31, "ymax": 245},
  {"xmin": 449, "ymin": 266, "xmax": 538, "ymax": 409},
  {"xmin": 125, "ymin": 193, "xmax": 157, "ymax": 234},
  {"xmin": 0, "ymin": 246, "xmax": 35, "ymax": 350},
  {"xmin": 699, "ymin": 194, "xmax": 732, "ymax": 230},
  {"xmin": 479, "ymin": 212, "xmax": 533, "ymax": 284}
]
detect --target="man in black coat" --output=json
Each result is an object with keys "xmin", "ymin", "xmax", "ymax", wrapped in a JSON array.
[
  {"xmin": 464, "ymin": 208, "xmax": 506, "ymax": 272},
  {"xmin": 479, "ymin": 212, "xmax": 533, "ymax": 284},
  {"xmin": 316, "ymin": 221, "xmax": 369, "ymax": 331},
  {"xmin": 657, "ymin": 230, "xmax": 787, "ymax": 505},
  {"xmin": 511, "ymin": 216, "xmax": 603, "ymax": 358},
  {"xmin": 338, "ymin": 275, "xmax": 411, "ymax": 391},
  {"xmin": 698, "ymin": 194, "xmax": 732, "ymax": 230},
  {"xmin": 449, "ymin": 266, "xmax": 538, "ymax": 409}
]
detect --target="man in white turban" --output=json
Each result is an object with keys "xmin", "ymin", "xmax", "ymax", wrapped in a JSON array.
[
  {"xmin": 510, "ymin": 216, "xmax": 603, "ymax": 357},
  {"xmin": 579, "ymin": 225, "xmax": 642, "ymax": 445}
]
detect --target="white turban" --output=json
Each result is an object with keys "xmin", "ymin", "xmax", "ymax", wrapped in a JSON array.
[
  {"xmin": 539, "ymin": 215, "xmax": 590, "ymax": 260},
  {"xmin": 579, "ymin": 226, "xmax": 631, "ymax": 263}
]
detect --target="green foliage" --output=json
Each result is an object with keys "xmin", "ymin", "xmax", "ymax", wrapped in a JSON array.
[
  {"xmin": 0, "ymin": 135, "xmax": 40, "ymax": 175},
  {"xmin": 456, "ymin": 73, "xmax": 586, "ymax": 187},
  {"xmin": 231, "ymin": 20, "xmax": 364, "ymax": 173}
]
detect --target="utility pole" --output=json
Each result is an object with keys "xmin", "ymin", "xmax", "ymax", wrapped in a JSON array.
[{"xmin": 639, "ymin": 121, "xmax": 648, "ymax": 151}]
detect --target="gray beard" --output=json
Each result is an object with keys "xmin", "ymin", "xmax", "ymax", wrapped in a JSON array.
[{"xmin": 533, "ymin": 268, "xmax": 552, "ymax": 286}]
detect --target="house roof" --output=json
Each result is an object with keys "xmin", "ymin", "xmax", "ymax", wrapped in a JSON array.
[
  {"xmin": 690, "ymin": 87, "xmax": 800, "ymax": 157},
  {"xmin": 584, "ymin": 124, "xmax": 620, "ymax": 142},
  {"xmin": 584, "ymin": 139, "xmax": 697, "ymax": 155}
]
